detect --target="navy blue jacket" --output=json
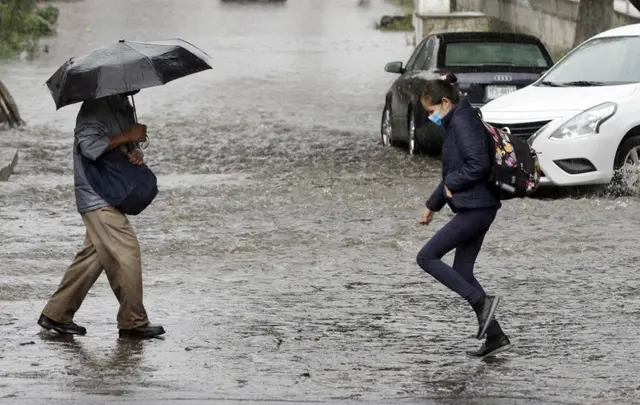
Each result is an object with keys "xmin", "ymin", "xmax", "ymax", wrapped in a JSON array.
[{"xmin": 426, "ymin": 100, "xmax": 500, "ymax": 212}]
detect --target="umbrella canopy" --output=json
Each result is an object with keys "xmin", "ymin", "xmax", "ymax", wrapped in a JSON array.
[{"xmin": 46, "ymin": 39, "xmax": 213, "ymax": 109}]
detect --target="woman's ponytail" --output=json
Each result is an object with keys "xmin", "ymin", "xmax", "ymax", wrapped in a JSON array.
[
  {"xmin": 442, "ymin": 72, "xmax": 458, "ymax": 86},
  {"xmin": 421, "ymin": 72, "xmax": 460, "ymax": 106}
]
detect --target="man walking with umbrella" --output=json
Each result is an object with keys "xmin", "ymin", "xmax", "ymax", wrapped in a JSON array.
[
  {"xmin": 38, "ymin": 93, "xmax": 165, "ymax": 337},
  {"xmin": 37, "ymin": 39, "xmax": 212, "ymax": 337}
]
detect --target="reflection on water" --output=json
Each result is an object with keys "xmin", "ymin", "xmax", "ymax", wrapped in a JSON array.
[{"xmin": 39, "ymin": 332, "xmax": 150, "ymax": 396}]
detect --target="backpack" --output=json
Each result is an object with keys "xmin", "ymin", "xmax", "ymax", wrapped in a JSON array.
[{"xmin": 476, "ymin": 112, "xmax": 542, "ymax": 200}]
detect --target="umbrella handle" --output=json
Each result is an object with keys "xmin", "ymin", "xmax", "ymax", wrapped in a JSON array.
[
  {"xmin": 130, "ymin": 95, "xmax": 149, "ymax": 149},
  {"xmin": 131, "ymin": 95, "xmax": 138, "ymax": 122}
]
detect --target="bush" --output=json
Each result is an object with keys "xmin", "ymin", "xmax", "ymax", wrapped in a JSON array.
[
  {"xmin": 375, "ymin": 14, "xmax": 414, "ymax": 31},
  {"xmin": 0, "ymin": 0, "xmax": 59, "ymax": 59},
  {"xmin": 374, "ymin": 0, "xmax": 413, "ymax": 31},
  {"xmin": 391, "ymin": 0, "xmax": 413, "ymax": 8}
]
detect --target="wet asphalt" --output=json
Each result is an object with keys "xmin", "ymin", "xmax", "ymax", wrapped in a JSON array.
[{"xmin": 1, "ymin": 0, "xmax": 640, "ymax": 404}]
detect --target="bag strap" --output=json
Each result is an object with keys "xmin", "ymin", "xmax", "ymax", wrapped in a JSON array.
[{"xmin": 470, "ymin": 107, "xmax": 499, "ymax": 172}]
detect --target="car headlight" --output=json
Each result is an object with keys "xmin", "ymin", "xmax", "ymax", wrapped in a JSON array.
[
  {"xmin": 549, "ymin": 102, "xmax": 617, "ymax": 140},
  {"xmin": 528, "ymin": 122, "xmax": 551, "ymax": 146}
]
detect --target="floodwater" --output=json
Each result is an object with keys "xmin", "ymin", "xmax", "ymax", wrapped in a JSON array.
[{"xmin": 1, "ymin": 0, "xmax": 640, "ymax": 404}]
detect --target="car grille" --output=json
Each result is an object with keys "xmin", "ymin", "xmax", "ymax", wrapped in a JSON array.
[{"xmin": 485, "ymin": 120, "xmax": 551, "ymax": 140}]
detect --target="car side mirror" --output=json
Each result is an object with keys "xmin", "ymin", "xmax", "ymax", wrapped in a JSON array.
[{"xmin": 385, "ymin": 61, "xmax": 404, "ymax": 74}]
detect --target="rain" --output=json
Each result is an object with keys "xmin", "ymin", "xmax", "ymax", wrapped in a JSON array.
[{"xmin": 1, "ymin": 0, "xmax": 640, "ymax": 404}]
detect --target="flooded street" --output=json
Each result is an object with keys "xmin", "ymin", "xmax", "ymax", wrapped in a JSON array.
[{"xmin": 1, "ymin": 0, "xmax": 640, "ymax": 404}]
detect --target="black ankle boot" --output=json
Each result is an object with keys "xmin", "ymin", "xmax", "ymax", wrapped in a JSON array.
[
  {"xmin": 472, "ymin": 295, "xmax": 501, "ymax": 339},
  {"xmin": 467, "ymin": 334, "xmax": 512, "ymax": 358}
]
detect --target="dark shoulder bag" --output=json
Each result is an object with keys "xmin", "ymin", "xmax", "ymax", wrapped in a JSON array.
[{"xmin": 78, "ymin": 103, "xmax": 158, "ymax": 216}]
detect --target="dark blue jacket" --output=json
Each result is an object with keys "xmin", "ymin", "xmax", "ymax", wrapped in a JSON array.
[{"xmin": 426, "ymin": 100, "xmax": 500, "ymax": 212}]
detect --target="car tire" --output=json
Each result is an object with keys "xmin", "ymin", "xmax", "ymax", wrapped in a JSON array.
[
  {"xmin": 380, "ymin": 104, "xmax": 395, "ymax": 148},
  {"xmin": 611, "ymin": 135, "xmax": 640, "ymax": 194},
  {"xmin": 419, "ymin": 122, "xmax": 444, "ymax": 157}
]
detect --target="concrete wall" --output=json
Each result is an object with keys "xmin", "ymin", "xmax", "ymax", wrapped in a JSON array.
[
  {"xmin": 414, "ymin": 12, "xmax": 490, "ymax": 39},
  {"xmin": 416, "ymin": 0, "xmax": 451, "ymax": 13},
  {"xmin": 455, "ymin": 0, "xmax": 640, "ymax": 55},
  {"xmin": 413, "ymin": 0, "xmax": 491, "ymax": 40}
]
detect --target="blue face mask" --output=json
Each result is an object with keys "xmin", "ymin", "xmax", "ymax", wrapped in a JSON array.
[{"xmin": 429, "ymin": 110, "xmax": 444, "ymax": 127}]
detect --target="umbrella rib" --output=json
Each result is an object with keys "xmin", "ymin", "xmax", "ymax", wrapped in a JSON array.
[
  {"xmin": 127, "ymin": 38, "xmax": 213, "ymax": 61},
  {"xmin": 121, "ymin": 41, "xmax": 160, "ymax": 87},
  {"xmin": 181, "ymin": 38, "xmax": 213, "ymax": 62},
  {"xmin": 169, "ymin": 38, "xmax": 213, "ymax": 63},
  {"xmin": 56, "ymin": 59, "xmax": 72, "ymax": 109}
]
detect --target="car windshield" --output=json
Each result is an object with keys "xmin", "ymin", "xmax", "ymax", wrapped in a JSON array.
[
  {"xmin": 443, "ymin": 41, "xmax": 549, "ymax": 68},
  {"xmin": 541, "ymin": 36, "xmax": 640, "ymax": 86}
]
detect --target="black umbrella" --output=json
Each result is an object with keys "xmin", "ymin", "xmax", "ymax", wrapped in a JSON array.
[{"xmin": 46, "ymin": 38, "xmax": 213, "ymax": 110}]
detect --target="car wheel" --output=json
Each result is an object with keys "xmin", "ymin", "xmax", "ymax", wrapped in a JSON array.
[
  {"xmin": 612, "ymin": 135, "xmax": 640, "ymax": 193},
  {"xmin": 408, "ymin": 111, "xmax": 419, "ymax": 156},
  {"xmin": 420, "ymin": 122, "xmax": 445, "ymax": 157},
  {"xmin": 380, "ymin": 105, "xmax": 394, "ymax": 147}
]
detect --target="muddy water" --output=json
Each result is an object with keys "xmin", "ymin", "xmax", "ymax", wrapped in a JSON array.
[{"xmin": 1, "ymin": 0, "xmax": 640, "ymax": 404}]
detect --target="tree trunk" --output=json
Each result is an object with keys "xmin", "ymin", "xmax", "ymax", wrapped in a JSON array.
[
  {"xmin": 0, "ymin": 79, "xmax": 25, "ymax": 127},
  {"xmin": 573, "ymin": 0, "xmax": 614, "ymax": 48},
  {"xmin": 628, "ymin": 0, "xmax": 640, "ymax": 11}
]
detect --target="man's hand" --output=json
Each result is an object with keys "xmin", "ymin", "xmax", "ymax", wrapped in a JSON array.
[
  {"xmin": 126, "ymin": 123, "xmax": 147, "ymax": 143},
  {"xmin": 419, "ymin": 208, "xmax": 435, "ymax": 225},
  {"xmin": 444, "ymin": 185, "xmax": 452, "ymax": 198},
  {"xmin": 128, "ymin": 148, "xmax": 144, "ymax": 166},
  {"xmin": 107, "ymin": 124, "xmax": 148, "ymax": 152}
]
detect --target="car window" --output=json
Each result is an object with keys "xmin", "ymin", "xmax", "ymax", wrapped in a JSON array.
[
  {"xmin": 443, "ymin": 42, "xmax": 549, "ymax": 68},
  {"xmin": 406, "ymin": 38, "xmax": 428, "ymax": 71},
  {"xmin": 413, "ymin": 37, "xmax": 436, "ymax": 71},
  {"xmin": 542, "ymin": 36, "xmax": 640, "ymax": 85}
]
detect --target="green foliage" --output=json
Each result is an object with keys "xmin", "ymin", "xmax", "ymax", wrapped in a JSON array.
[
  {"xmin": 0, "ymin": 0, "xmax": 59, "ymax": 59},
  {"xmin": 374, "ymin": 14, "xmax": 414, "ymax": 31},
  {"xmin": 374, "ymin": 0, "xmax": 413, "ymax": 32},
  {"xmin": 390, "ymin": 0, "xmax": 413, "ymax": 11}
]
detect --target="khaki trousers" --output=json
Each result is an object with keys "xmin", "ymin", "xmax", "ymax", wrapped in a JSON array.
[{"xmin": 43, "ymin": 206, "xmax": 149, "ymax": 330}]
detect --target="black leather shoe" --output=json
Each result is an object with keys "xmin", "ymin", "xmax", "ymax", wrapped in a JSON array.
[
  {"xmin": 119, "ymin": 323, "xmax": 165, "ymax": 338},
  {"xmin": 467, "ymin": 334, "xmax": 512, "ymax": 358},
  {"xmin": 475, "ymin": 295, "xmax": 501, "ymax": 339},
  {"xmin": 37, "ymin": 314, "xmax": 87, "ymax": 335}
]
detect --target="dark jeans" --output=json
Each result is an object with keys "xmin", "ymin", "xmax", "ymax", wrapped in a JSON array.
[{"xmin": 417, "ymin": 207, "xmax": 503, "ymax": 337}]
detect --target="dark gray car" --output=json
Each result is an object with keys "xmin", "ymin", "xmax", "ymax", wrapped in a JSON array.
[{"xmin": 381, "ymin": 31, "xmax": 554, "ymax": 155}]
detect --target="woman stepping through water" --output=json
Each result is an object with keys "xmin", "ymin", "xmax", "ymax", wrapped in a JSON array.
[{"xmin": 416, "ymin": 73, "xmax": 512, "ymax": 358}]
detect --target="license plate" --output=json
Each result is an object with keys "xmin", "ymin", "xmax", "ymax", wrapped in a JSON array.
[{"xmin": 486, "ymin": 85, "xmax": 517, "ymax": 101}]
